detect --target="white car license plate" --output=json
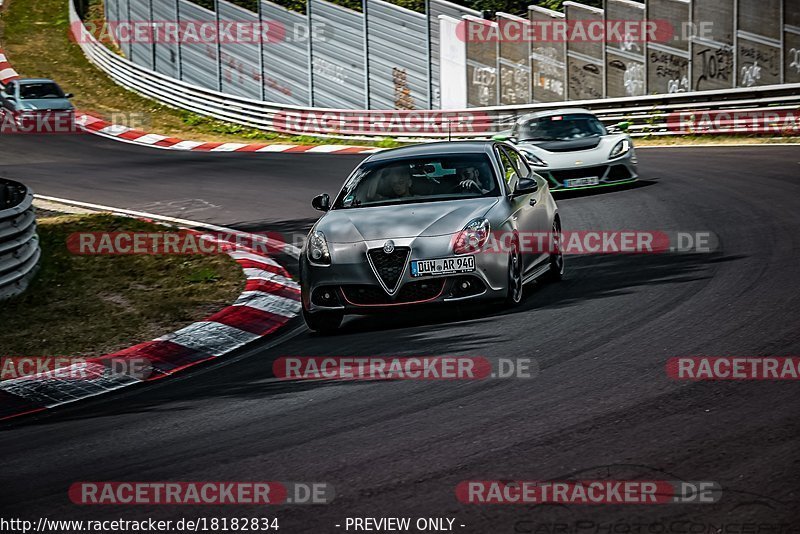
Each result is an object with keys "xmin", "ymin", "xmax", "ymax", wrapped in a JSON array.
[
  {"xmin": 565, "ymin": 176, "xmax": 600, "ymax": 188},
  {"xmin": 411, "ymin": 256, "xmax": 475, "ymax": 277}
]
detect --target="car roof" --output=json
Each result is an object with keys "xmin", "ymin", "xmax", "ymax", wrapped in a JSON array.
[
  {"xmin": 366, "ymin": 141, "xmax": 496, "ymax": 162},
  {"xmin": 517, "ymin": 108, "xmax": 595, "ymax": 122},
  {"xmin": 16, "ymin": 78, "xmax": 59, "ymax": 84}
]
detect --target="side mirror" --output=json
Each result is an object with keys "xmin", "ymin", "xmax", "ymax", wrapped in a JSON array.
[
  {"xmin": 512, "ymin": 177, "xmax": 539, "ymax": 197},
  {"xmin": 65, "ymin": 93, "xmax": 74, "ymax": 98},
  {"xmin": 311, "ymin": 193, "xmax": 330, "ymax": 212}
]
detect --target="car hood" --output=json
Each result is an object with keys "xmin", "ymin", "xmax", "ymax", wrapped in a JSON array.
[
  {"xmin": 517, "ymin": 134, "xmax": 630, "ymax": 166},
  {"xmin": 317, "ymin": 198, "xmax": 499, "ymax": 243},
  {"xmin": 520, "ymin": 136, "xmax": 602, "ymax": 152},
  {"xmin": 17, "ymin": 99, "xmax": 74, "ymax": 111}
]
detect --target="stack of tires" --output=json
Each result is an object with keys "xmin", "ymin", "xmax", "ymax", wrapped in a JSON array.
[{"xmin": 0, "ymin": 178, "xmax": 40, "ymax": 300}]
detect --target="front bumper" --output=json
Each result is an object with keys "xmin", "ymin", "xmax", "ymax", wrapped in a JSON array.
[
  {"xmin": 301, "ymin": 235, "xmax": 509, "ymax": 314},
  {"xmin": 534, "ymin": 153, "xmax": 638, "ymax": 191}
]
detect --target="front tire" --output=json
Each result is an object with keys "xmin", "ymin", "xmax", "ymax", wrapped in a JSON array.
[
  {"xmin": 544, "ymin": 218, "xmax": 564, "ymax": 282},
  {"xmin": 504, "ymin": 242, "xmax": 523, "ymax": 306},
  {"xmin": 302, "ymin": 307, "xmax": 343, "ymax": 334}
]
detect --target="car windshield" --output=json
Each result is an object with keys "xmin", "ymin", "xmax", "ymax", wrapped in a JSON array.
[
  {"xmin": 333, "ymin": 154, "xmax": 499, "ymax": 209},
  {"xmin": 518, "ymin": 114, "xmax": 606, "ymax": 141},
  {"xmin": 19, "ymin": 82, "xmax": 65, "ymax": 100}
]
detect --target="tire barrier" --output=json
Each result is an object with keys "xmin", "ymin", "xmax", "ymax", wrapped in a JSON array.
[{"xmin": 0, "ymin": 178, "xmax": 40, "ymax": 301}]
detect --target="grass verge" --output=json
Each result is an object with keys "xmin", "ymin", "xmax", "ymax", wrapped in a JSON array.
[
  {"xmin": 633, "ymin": 135, "xmax": 799, "ymax": 146},
  {"xmin": 0, "ymin": 213, "xmax": 245, "ymax": 357}
]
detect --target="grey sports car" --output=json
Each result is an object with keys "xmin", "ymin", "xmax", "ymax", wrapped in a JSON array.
[
  {"xmin": 0, "ymin": 78, "xmax": 74, "ymax": 129},
  {"xmin": 495, "ymin": 109, "xmax": 638, "ymax": 191},
  {"xmin": 300, "ymin": 141, "xmax": 564, "ymax": 333}
]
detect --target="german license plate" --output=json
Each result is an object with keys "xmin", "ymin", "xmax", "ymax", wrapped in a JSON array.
[
  {"xmin": 565, "ymin": 176, "xmax": 599, "ymax": 188},
  {"xmin": 411, "ymin": 256, "xmax": 475, "ymax": 277}
]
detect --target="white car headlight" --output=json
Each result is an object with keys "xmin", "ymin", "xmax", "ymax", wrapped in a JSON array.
[
  {"xmin": 454, "ymin": 218, "xmax": 491, "ymax": 255},
  {"xmin": 307, "ymin": 230, "xmax": 331, "ymax": 265},
  {"xmin": 521, "ymin": 150, "xmax": 548, "ymax": 167},
  {"xmin": 609, "ymin": 139, "xmax": 631, "ymax": 159}
]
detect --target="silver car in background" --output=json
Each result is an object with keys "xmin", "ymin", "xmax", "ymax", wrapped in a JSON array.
[
  {"xmin": 0, "ymin": 78, "xmax": 75, "ymax": 127},
  {"xmin": 496, "ymin": 109, "xmax": 638, "ymax": 191},
  {"xmin": 300, "ymin": 141, "xmax": 564, "ymax": 333}
]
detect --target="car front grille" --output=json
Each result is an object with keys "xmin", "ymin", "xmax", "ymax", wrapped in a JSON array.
[
  {"xmin": 342, "ymin": 279, "xmax": 445, "ymax": 306},
  {"xmin": 549, "ymin": 165, "xmax": 608, "ymax": 183},
  {"xmin": 367, "ymin": 247, "xmax": 410, "ymax": 293},
  {"xmin": 607, "ymin": 164, "xmax": 633, "ymax": 181}
]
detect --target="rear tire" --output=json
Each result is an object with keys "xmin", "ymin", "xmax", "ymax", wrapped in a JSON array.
[
  {"xmin": 544, "ymin": 218, "xmax": 564, "ymax": 282},
  {"xmin": 302, "ymin": 307, "xmax": 343, "ymax": 334}
]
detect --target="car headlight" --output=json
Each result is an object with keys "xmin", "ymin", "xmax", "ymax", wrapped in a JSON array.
[
  {"xmin": 15, "ymin": 112, "xmax": 36, "ymax": 122},
  {"xmin": 521, "ymin": 150, "xmax": 548, "ymax": 167},
  {"xmin": 307, "ymin": 230, "xmax": 331, "ymax": 265},
  {"xmin": 609, "ymin": 139, "xmax": 631, "ymax": 159},
  {"xmin": 453, "ymin": 218, "xmax": 491, "ymax": 255}
]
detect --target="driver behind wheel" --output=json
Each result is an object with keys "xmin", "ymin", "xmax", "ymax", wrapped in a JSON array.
[
  {"xmin": 367, "ymin": 166, "xmax": 414, "ymax": 201},
  {"xmin": 457, "ymin": 165, "xmax": 494, "ymax": 194}
]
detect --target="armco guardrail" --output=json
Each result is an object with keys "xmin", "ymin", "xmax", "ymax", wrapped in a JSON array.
[
  {"xmin": 0, "ymin": 179, "xmax": 40, "ymax": 301},
  {"xmin": 69, "ymin": 0, "xmax": 800, "ymax": 140}
]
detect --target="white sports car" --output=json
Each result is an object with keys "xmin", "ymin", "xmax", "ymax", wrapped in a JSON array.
[{"xmin": 495, "ymin": 109, "xmax": 638, "ymax": 191}]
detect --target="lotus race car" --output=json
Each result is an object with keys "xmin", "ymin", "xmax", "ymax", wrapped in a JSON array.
[{"xmin": 494, "ymin": 109, "xmax": 638, "ymax": 191}]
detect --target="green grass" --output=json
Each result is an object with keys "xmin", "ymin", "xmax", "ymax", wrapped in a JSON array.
[
  {"xmin": 0, "ymin": 213, "xmax": 245, "ymax": 358},
  {"xmin": 633, "ymin": 135, "xmax": 800, "ymax": 146}
]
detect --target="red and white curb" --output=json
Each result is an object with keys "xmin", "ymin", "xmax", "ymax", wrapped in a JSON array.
[
  {"xmin": 0, "ymin": 47, "xmax": 378, "ymax": 155},
  {"xmin": 74, "ymin": 113, "xmax": 383, "ymax": 154},
  {"xmin": 0, "ymin": 224, "xmax": 301, "ymax": 422},
  {"xmin": 0, "ymin": 51, "xmax": 20, "ymax": 85}
]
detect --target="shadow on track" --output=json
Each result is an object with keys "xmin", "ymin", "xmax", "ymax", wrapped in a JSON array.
[
  {"xmin": 341, "ymin": 250, "xmax": 742, "ymax": 327},
  {"xmin": 552, "ymin": 179, "xmax": 658, "ymax": 200},
  {"xmin": 3, "ymin": 243, "xmax": 744, "ymax": 428}
]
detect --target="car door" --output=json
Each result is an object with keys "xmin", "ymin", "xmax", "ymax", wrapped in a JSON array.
[
  {"xmin": 499, "ymin": 144, "xmax": 551, "ymax": 270},
  {"xmin": 496, "ymin": 144, "xmax": 532, "ymax": 272}
]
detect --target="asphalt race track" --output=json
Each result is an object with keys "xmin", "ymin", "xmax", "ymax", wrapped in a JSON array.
[{"xmin": 1, "ymin": 133, "xmax": 799, "ymax": 531}]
